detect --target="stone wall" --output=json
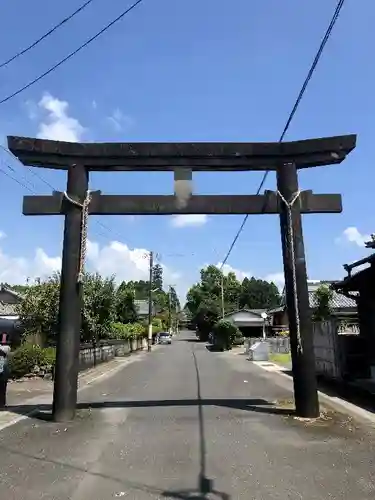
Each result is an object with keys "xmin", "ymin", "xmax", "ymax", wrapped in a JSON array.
[{"xmin": 78, "ymin": 338, "xmax": 148, "ymax": 372}]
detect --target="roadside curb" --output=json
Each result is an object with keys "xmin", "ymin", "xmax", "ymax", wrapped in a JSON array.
[
  {"xmin": 252, "ymin": 360, "xmax": 375, "ymax": 425},
  {"xmin": 0, "ymin": 346, "xmax": 161, "ymax": 432}
]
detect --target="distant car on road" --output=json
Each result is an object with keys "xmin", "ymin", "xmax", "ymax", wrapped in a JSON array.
[{"xmin": 158, "ymin": 332, "xmax": 172, "ymax": 345}]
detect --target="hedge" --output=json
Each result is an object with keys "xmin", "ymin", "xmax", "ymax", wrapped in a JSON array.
[{"xmin": 108, "ymin": 322, "xmax": 147, "ymax": 340}]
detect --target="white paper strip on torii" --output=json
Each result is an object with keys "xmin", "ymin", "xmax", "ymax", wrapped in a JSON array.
[{"xmin": 174, "ymin": 168, "xmax": 192, "ymax": 208}]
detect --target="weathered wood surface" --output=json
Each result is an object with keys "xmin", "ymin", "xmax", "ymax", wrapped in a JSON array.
[
  {"xmin": 8, "ymin": 135, "xmax": 356, "ymax": 171},
  {"xmin": 23, "ymin": 192, "xmax": 342, "ymax": 216}
]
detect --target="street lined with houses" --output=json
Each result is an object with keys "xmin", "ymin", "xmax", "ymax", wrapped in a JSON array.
[{"xmin": 1, "ymin": 331, "xmax": 374, "ymax": 499}]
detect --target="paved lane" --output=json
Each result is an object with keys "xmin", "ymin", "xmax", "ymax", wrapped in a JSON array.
[{"xmin": 0, "ymin": 331, "xmax": 374, "ymax": 499}]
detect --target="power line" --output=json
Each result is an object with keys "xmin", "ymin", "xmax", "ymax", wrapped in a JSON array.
[
  {"xmin": 0, "ymin": 144, "xmax": 56, "ymax": 190},
  {"xmin": 0, "ymin": 145, "xmax": 126, "ymax": 242},
  {"xmin": 220, "ymin": 0, "xmax": 346, "ymax": 270},
  {"xmin": 0, "ymin": 0, "xmax": 97, "ymax": 69},
  {"xmin": 0, "ymin": 164, "xmax": 36, "ymax": 193},
  {"xmin": 0, "ymin": 0, "xmax": 145, "ymax": 105}
]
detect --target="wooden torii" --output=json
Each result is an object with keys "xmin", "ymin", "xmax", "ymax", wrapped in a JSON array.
[{"xmin": 8, "ymin": 134, "xmax": 356, "ymax": 421}]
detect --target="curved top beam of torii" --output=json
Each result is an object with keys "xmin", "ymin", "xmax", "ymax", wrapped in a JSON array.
[{"xmin": 7, "ymin": 134, "xmax": 356, "ymax": 171}]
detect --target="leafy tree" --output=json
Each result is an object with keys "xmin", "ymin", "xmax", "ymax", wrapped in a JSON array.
[
  {"xmin": 115, "ymin": 286, "xmax": 138, "ymax": 324},
  {"xmin": 126, "ymin": 280, "xmax": 149, "ymax": 300},
  {"xmin": 152, "ymin": 264, "xmax": 163, "ymax": 291},
  {"xmin": 81, "ymin": 273, "xmax": 117, "ymax": 342},
  {"xmin": 195, "ymin": 298, "xmax": 220, "ymax": 341},
  {"xmin": 239, "ymin": 277, "xmax": 280, "ymax": 309},
  {"xmin": 185, "ymin": 265, "xmax": 281, "ymax": 337},
  {"xmin": 169, "ymin": 286, "xmax": 180, "ymax": 312},
  {"xmin": 312, "ymin": 284, "xmax": 333, "ymax": 321},
  {"xmin": 16, "ymin": 273, "xmax": 61, "ymax": 345}
]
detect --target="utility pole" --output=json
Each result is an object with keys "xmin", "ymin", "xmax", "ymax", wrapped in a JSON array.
[
  {"xmin": 220, "ymin": 273, "xmax": 225, "ymax": 319},
  {"xmin": 277, "ymin": 162, "xmax": 319, "ymax": 418},
  {"xmin": 168, "ymin": 285, "xmax": 172, "ymax": 335},
  {"xmin": 147, "ymin": 251, "xmax": 154, "ymax": 352}
]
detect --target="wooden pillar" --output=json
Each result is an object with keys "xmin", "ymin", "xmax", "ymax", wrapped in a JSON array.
[
  {"xmin": 53, "ymin": 164, "xmax": 88, "ymax": 422},
  {"xmin": 277, "ymin": 163, "xmax": 319, "ymax": 418}
]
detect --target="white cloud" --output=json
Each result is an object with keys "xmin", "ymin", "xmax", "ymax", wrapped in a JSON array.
[
  {"xmin": 338, "ymin": 227, "xmax": 371, "ymax": 247},
  {"xmin": 92, "ymin": 100, "xmax": 97, "ymax": 110},
  {"xmin": 86, "ymin": 239, "xmax": 181, "ymax": 287},
  {"xmin": 37, "ymin": 93, "xmax": 86, "ymax": 142},
  {"xmin": 0, "ymin": 235, "xmax": 183, "ymax": 297},
  {"xmin": 107, "ymin": 108, "xmax": 132, "ymax": 132},
  {"xmin": 0, "ymin": 246, "xmax": 61, "ymax": 285},
  {"xmin": 0, "ymin": 230, "xmax": 6, "ymax": 240},
  {"xmin": 264, "ymin": 272, "xmax": 285, "ymax": 290},
  {"xmin": 171, "ymin": 214, "xmax": 208, "ymax": 228},
  {"xmin": 215, "ymin": 262, "xmax": 250, "ymax": 282}
]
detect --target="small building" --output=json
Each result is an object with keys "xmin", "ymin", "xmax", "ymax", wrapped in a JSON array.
[
  {"xmin": 333, "ymin": 249, "xmax": 375, "ymax": 380},
  {"xmin": 0, "ymin": 285, "xmax": 23, "ymax": 320},
  {"xmin": 223, "ymin": 309, "xmax": 267, "ymax": 337},
  {"xmin": 0, "ymin": 285, "xmax": 24, "ymax": 345},
  {"xmin": 268, "ymin": 280, "xmax": 357, "ymax": 334}
]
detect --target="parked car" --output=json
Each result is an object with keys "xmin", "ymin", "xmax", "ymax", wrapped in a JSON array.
[{"xmin": 158, "ymin": 332, "xmax": 172, "ymax": 345}]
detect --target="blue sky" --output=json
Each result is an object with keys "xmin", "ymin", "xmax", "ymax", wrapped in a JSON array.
[{"xmin": 0, "ymin": 0, "xmax": 373, "ymax": 298}]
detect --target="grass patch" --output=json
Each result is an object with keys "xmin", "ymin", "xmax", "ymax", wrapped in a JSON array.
[{"xmin": 269, "ymin": 352, "xmax": 291, "ymax": 365}]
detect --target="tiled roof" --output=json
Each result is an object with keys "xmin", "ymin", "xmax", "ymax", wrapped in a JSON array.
[
  {"xmin": 276, "ymin": 281, "xmax": 357, "ymax": 311},
  {"xmin": 0, "ymin": 303, "xmax": 18, "ymax": 315},
  {"xmin": 0, "ymin": 286, "xmax": 24, "ymax": 300},
  {"xmin": 308, "ymin": 289, "xmax": 357, "ymax": 309}
]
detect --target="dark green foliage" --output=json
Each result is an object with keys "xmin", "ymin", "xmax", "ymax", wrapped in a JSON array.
[
  {"xmin": 213, "ymin": 320, "xmax": 240, "ymax": 350},
  {"xmin": 8, "ymin": 344, "xmax": 56, "ymax": 379},
  {"xmin": 312, "ymin": 285, "xmax": 333, "ymax": 321},
  {"xmin": 185, "ymin": 265, "xmax": 280, "ymax": 339}
]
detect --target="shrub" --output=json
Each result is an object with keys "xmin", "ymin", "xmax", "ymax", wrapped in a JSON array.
[
  {"xmin": 213, "ymin": 320, "xmax": 240, "ymax": 350},
  {"xmin": 312, "ymin": 285, "xmax": 333, "ymax": 321},
  {"xmin": 8, "ymin": 344, "xmax": 56, "ymax": 379},
  {"xmin": 108, "ymin": 322, "xmax": 146, "ymax": 340}
]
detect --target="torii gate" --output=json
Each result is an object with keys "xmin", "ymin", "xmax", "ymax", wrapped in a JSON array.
[{"xmin": 8, "ymin": 134, "xmax": 356, "ymax": 421}]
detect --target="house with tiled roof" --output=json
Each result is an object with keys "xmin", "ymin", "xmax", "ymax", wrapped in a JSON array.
[
  {"xmin": 0, "ymin": 285, "xmax": 23, "ymax": 319},
  {"xmin": 0, "ymin": 285, "xmax": 24, "ymax": 345},
  {"xmin": 268, "ymin": 280, "xmax": 357, "ymax": 332}
]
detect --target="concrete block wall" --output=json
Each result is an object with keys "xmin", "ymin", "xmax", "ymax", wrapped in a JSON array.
[
  {"xmin": 248, "ymin": 337, "xmax": 290, "ymax": 353},
  {"xmin": 78, "ymin": 338, "xmax": 147, "ymax": 372}
]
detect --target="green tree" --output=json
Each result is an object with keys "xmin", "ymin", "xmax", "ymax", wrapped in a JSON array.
[
  {"xmin": 81, "ymin": 273, "xmax": 117, "ymax": 342},
  {"xmin": 239, "ymin": 277, "xmax": 280, "ymax": 309},
  {"xmin": 185, "ymin": 265, "xmax": 281, "ymax": 337},
  {"xmin": 195, "ymin": 298, "xmax": 220, "ymax": 341},
  {"xmin": 127, "ymin": 280, "xmax": 149, "ymax": 300},
  {"xmin": 16, "ymin": 273, "xmax": 61, "ymax": 345},
  {"xmin": 169, "ymin": 286, "xmax": 180, "ymax": 312},
  {"xmin": 152, "ymin": 264, "xmax": 163, "ymax": 291},
  {"xmin": 115, "ymin": 286, "xmax": 138, "ymax": 324},
  {"xmin": 312, "ymin": 284, "xmax": 333, "ymax": 321}
]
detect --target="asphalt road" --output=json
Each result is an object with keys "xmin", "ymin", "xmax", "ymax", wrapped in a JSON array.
[{"xmin": 0, "ymin": 331, "xmax": 374, "ymax": 499}]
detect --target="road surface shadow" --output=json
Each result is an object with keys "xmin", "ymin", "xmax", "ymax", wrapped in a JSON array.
[{"xmin": 3, "ymin": 398, "xmax": 295, "ymax": 421}]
